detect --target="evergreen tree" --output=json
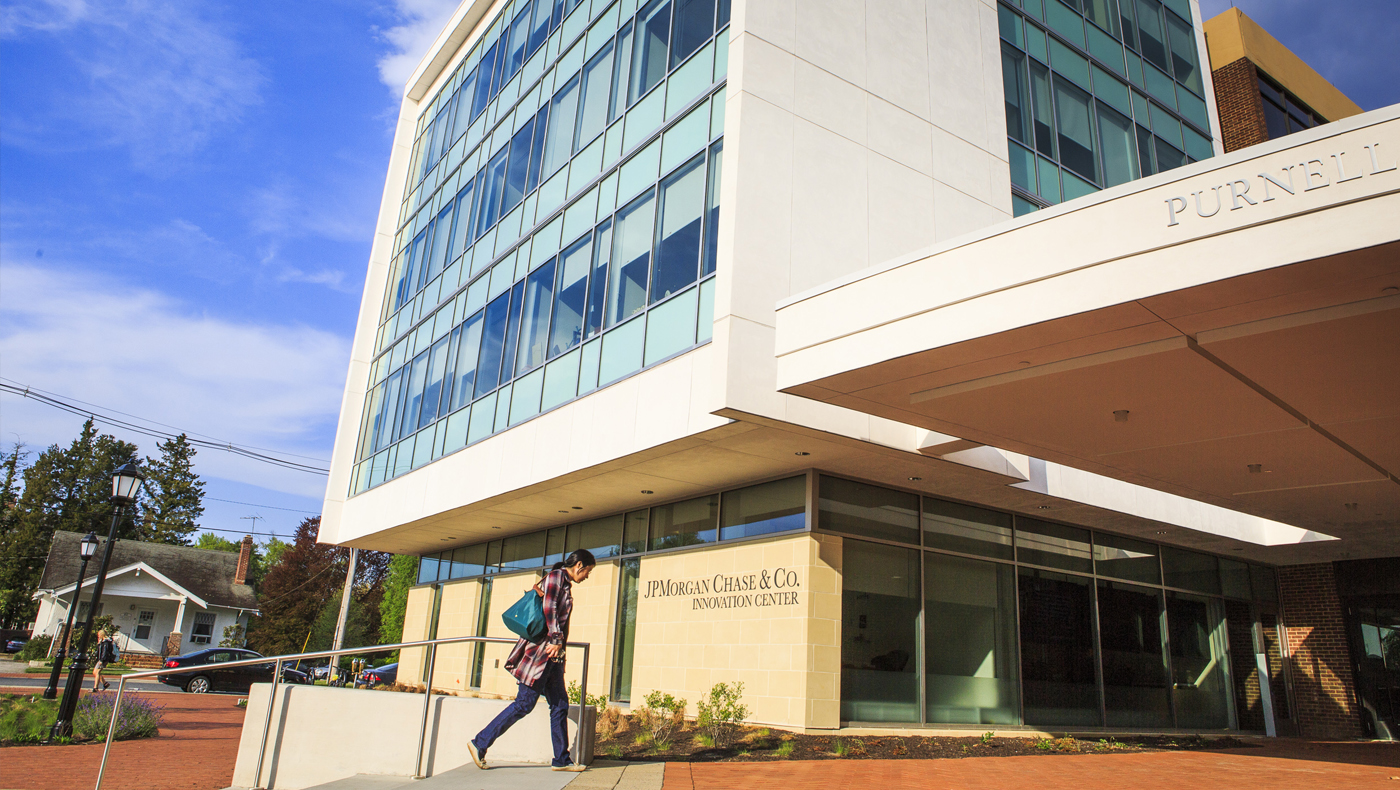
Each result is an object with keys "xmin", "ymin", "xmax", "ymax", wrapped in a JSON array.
[
  {"xmin": 0, "ymin": 445, "xmax": 39, "ymax": 628},
  {"xmin": 0, "ymin": 421, "xmax": 139, "ymax": 626},
  {"xmin": 378, "ymin": 554, "xmax": 418, "ymax": 646},
  {"xmin": 139, "ymin": 434, "xmax": 204, "ymax": 544}
]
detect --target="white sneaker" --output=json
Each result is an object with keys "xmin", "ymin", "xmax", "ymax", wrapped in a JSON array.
[
  {"xmin": 551, "ymin": 764, "xmax": 586, "ymax": 772},
  {"xmin": 467, "ymin": 742, "xmax": 487, "ymax": 770}
]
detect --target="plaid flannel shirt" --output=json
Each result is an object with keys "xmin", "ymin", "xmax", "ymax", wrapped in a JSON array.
[{"xmin": 504, "ymin": 568, "xmax": 573, "ymax": 687}]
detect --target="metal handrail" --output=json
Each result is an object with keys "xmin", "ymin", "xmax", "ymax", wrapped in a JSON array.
[{"xmin": 93, "ymin": 634, "xmax": 591, "ymax": 790}]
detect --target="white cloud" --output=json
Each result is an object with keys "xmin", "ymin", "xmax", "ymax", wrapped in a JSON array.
[
  {"xmin": 0, "ymin": 262, "xmax": 349, "ymax": 498},
  {"xmin": 375, "ymin": 0, "xmax": 462, "ymax": 95},
  {"xmin": 1, "ymin": 0, "xmax": 264, "ymax": 168}
]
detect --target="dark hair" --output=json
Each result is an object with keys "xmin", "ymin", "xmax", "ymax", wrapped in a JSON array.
[{"xmin": 552, "ymin": 548, "xmax": 596, "ymax": 572}]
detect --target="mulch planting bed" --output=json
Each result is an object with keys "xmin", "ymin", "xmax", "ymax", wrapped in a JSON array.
[{"xmin": 595, "ymin": 717, "xmax": 1258, "ymax": 763}]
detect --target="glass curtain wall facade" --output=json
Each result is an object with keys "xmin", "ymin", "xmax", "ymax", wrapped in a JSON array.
[
  {"xmin": 822, "ymin": 474, "xmax": 1277, "ymax": 729},
  {"xmin": 999, "ymin": 0, "xmax": 1214, "ymax": 216},
  {"xmin": 414, "ymin": 474, "xmax": 806, "ymax": 585},
  {"xmin": 351, "ymin": 0, "xmax": 732, "ymax": 494}
]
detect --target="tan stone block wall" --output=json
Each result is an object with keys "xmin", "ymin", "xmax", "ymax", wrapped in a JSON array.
[
  {"xmin": 562, "ymin": 560, "xmax": 619, "ymax": 701},
  {"xmin": 397, "ymin": 585, "xmax": 436, "ymax": 685},
  {"xmin": 628, "ymin": 533, "xmax": 842, "ymax": 730},
  {"xmin": 476, "ymin": 570, "xmax": 542, "ymax": 696},
  {"xmin": 427, "ymin": 578, "xmax": 481, "ymax": 693}
]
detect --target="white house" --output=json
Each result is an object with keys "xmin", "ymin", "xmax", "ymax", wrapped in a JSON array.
[{"xmin": 32, "ymin": 532, "xmax": 260, "ymax": 665}]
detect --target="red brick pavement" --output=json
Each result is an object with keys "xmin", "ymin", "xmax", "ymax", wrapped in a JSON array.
[
  {"xmin": 0, "ymin": 687, "xmax": 246, "ymax": 790},
  {"xmin": 661, "ymin": 741, "xmax": 1400, "ymax": 789}
]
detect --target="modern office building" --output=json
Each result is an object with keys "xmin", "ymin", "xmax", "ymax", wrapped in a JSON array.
[{"xmin": 321, "ymin": 0, "xmax": 1398, "ymax": 740}]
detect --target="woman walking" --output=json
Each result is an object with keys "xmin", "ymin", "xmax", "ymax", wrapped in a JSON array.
[
  {"xmin": 91, "ymin": 630, "xmax": 117, "ymax": 691},
  {"xmin": 468, "ymin": 548, "xmax": 596, "ymax": 772}
]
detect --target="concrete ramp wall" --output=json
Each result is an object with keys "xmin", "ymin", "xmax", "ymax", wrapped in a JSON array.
[{"xmin": 231, "ymin": 684, "xmax": 593, "ymax": 789}]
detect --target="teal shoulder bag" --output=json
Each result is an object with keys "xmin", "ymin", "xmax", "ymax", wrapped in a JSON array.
[{"xmin": 502, "ymin": 589, "xmax": 546, "ymax": 642}]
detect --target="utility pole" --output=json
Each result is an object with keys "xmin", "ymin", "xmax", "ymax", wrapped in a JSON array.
[{"xmin": 329, "ymin": 547, "xmax": 358, "ymax": 684}]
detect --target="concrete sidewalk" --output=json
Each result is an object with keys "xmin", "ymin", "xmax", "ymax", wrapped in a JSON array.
[{"xmin": 292, "ymin": 761, "xmax": 663, "ymax": 790}]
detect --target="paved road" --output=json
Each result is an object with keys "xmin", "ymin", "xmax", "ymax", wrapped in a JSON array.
[{"xmin": 0, "ymin": 673, "xmax": 191, "ymax": 694}]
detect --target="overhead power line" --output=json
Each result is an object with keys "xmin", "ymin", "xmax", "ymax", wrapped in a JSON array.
[
  {"xmin": 207, "ymin": 497, "xmax": 321, "ymax": 514},
  {"xmin": 0, "ymin": 379, "xmax": 330, "ymax": 475}
]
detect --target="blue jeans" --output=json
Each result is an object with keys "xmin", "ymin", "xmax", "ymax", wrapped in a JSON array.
[{"xmin": 472, "ymin": 661, "xmax": 572, "ymax": 767}]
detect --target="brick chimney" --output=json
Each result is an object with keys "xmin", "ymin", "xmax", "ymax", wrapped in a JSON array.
[{"xmin": 235, "ymin": 535, "xmax": 254, "ymax": 585}]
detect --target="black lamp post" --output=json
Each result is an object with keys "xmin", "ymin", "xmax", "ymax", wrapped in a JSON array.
[
  {"xmin": 49, "ymin": 460, "xmax": 144, "ymax": 739},
  {"xmin": 42, "ymin": 532, "xmax": 100, "ymax": 700}
]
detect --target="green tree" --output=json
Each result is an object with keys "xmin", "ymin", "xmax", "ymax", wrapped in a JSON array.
[
  {"xmin": 378, "ymin": 554, "xmax": 418, "ymax": 646},
  {"xmin": 246, "ymin": 517, "xmax": 392, "ymax": 657},
  {"xmin": 246, "ymin": 517, "xmax": 342, "ymax": 656},
  {"xmin": 138, "ymin": 434, "xmax": 204, "ymax": 544},
  {"xmin": 0, "ymin": 421, "xmax": 140, "ymax": 627},
  {"xmin": 0, "ymin": 444, "xmax": 38, "ymax": 628},
  {"xmin": 193, "ymin": 533, "xmax": 240, "ymax": 552}
]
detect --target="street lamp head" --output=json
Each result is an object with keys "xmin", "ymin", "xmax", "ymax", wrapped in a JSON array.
[
  {"xmin": 111, "ymin": 460, "xmax": 144, "ymax": 504},
  {"xmin": 80, "ymin": 532, "xmax": 99, "ymax": 559}
]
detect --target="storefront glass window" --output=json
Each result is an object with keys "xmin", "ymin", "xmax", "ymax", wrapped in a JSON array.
[
  {"xmin": 568, "ymin": 514, "xmax": 624, "ymax": 559},
  {"xmin": 1098, "ymin": 579, "xmax": 1171, "ymax": 727},
  {"xmin": 622, "ymin": 509, "xmax": 650, "ymax": 555},
  {"xmin": 1094, "ymin": 532, "xmax": 1161, "ymax": 585},
  {"xmin": 842, "ymin": 540, "xmax": 921, "ymax": 723},
  {"xmin": 719, "ymin": 476, "xmax": 805, "ymax": 540},
  {"xmin": 922, "ymin": 499, "xmax": 1013, "ymax": 561},
  {"xmin": 924, "ymin": 553, "xmax": 1020, "ymax": 724},
  {"xmin": 819, "ymin": 476, "xmax": 919, "ymax": 544},
  {"xmin": 649, "ymin": 493, "xmax": 718, "ymax": 550},
  {"xmin": 1019, "ymin": 567, "xmax": 1101, "ymax": 726},
  {"xmin": 1219, "ymin": 558, "xmax": 1252, "ymax": 599},
  {"xmin": 611, "ymin": 558, "xmax": 641, "ymax": 702},
  {"xmin": 1167, "ymin": 591, "xmax": 1232, "ymax": 728},
  {"xmin": 1161, "ymin": 546, "xmax": 1220, "ymax": 594},
  {"xmin": 1015, "ymin": 517, "xmax": 1093, "ymax": 574}
]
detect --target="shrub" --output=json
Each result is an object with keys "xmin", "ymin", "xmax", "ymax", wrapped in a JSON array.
[
  {"xmin": 696, "ymin": 681, "xmax": 749, "ymax": 748},
  {"xmin": 566, "ymin": 680, "xmax": 608, "ymax": 714},
  {"xmin": 832, "ymin": 737, "xmax": 848, "ymax": 757},
  {"xmin": 0, "ymin": 695, "xmax": 58, "ymax": 743},
  {"xmin": 637, "ymin": 690, "xmax": 686, "ymax": 745},
  {"xmin": 72, "ymin": 693, "xmax": 165, "ymax": 741},
  {"xmin": 17, "ymin": 636, "xmax": 51, "ymax": 662},
  {"xmin": 775, "ymin": 739, "xmax": 795, "ymax": 758},
  {"xmin": 598, "ymin": 705, "xmax": 621, "ymax": 736}
]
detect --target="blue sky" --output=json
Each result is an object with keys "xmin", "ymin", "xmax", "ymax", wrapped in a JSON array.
[{"xmin": 1, "ymin": 0, "xmax": 1395, "ymax": 546}]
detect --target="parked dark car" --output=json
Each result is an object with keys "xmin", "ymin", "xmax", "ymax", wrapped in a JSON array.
[
  {"xmin": 4, "ymin": 638, "xmax": 27, "ymax": 653},
  {"xmin": 358, "ymin": 662, "xmax": 398, "ymax": 687},
  {"xmin": 157, "ymin": 648, "xmax": 311, "ymax": 693}
]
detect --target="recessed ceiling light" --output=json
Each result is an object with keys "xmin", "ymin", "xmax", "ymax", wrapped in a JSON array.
[
  {"xmin": 1113, "ymin": 410, "xmax": 1130, "ymax": 422},
  {"xmin": 572, "ymin": 506, "xmax": 583, "ymax": 510},
  {"xmin": 908, "ymin": 476, "xmax": 922, "ymax": 481},
  {"xmin": 1155, "ymin": 530, "xmax": 1169, "ymax": 535},
  {"xmin": 640, "ymin": 490, "xmax": 654, "ymax": 495},
  {"xmin": 559, "ymin": 510, "xmax": 568, "ymax": 513},
  {"xmin": 794, "ymin": 451, "xmax": 810, "ymax": 456},
  {"xmin": 440, "ymin": 538, "xmax": 449, "ymax": 541},
  {"xmin": 1019, "ymin": 360, "xmax": 1031, "ymax": 366},
  {"xmin": 491, "ymin": 526, "xmax": 501, "ymax": 530},
  {"xmin": 1037, "ymin": 505, "xmax": 1052, "ymax": 510},
  {"xmin": 1384, "ymin": 285, "xmax": 1399, "ymax": 294}
]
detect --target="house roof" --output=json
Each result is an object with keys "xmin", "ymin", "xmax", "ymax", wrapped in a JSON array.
[{"xmin": 38, "ymin": 531, "xmax": 258, "ymax": 611}]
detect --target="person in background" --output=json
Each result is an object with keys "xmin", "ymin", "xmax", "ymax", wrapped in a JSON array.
[
  {"xmin": 467, "ymin": 548, "xmax": 596, "ymax": 773},
  {"xmin": 92, "ymin": 630, "xmax": 117, "ymax": 691}
]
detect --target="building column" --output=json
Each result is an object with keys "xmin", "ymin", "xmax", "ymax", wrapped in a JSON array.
[
  {"xmin": 1278, "ymin": 563, "xmax": 1364, "ymax": 738},
  {"xmin": 166, "ymin": 596, "xmax": 188, "ymax": 656}
]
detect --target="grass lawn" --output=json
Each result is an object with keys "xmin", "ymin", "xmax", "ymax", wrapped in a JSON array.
[
  {"xmin": 0, "ymin": 694, "xmax": 59, "ymax": 744},
  {"xmin": 24, "ymin": 664, "xmax": 143, "ymax": 675}
]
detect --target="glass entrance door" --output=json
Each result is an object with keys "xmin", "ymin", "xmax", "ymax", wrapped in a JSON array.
[{"xmin": 1350, "ymin": 600, "xmax": 1400, "ymax": 739}]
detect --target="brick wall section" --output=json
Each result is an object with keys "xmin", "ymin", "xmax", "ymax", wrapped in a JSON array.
[
  {"xmin": 1211, "ymin": 57, "xmax": 1269, "ymax": 153},
  {"xmin": 1278, "ymin": 563, "xmax": 1363, "ymax": 738}
]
